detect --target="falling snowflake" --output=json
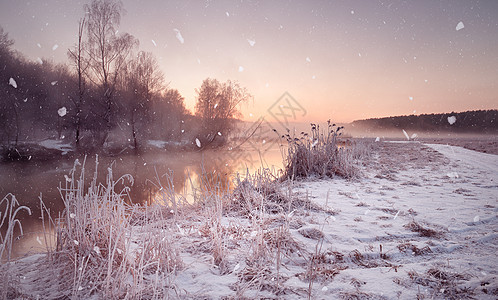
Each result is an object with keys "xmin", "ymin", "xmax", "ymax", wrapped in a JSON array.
[
  {"xmin": 247, "ymin": 39, "xmax": 256, "ymax": 46},
  {"xmin": 37, "ymin": 43, "xmax": 42, "ymax": 48},
  {"xmin": 408, "ymin": 96, "xmax": 413, "ymax": 101},
  {"xmin": 375, "ymin": 137, "xmax": 380, "ymax": 142},
  {"xmin": 173, "ymin": 28, "xmax": 184, "ymax": 44},
  {"xmin": 226, "ymin": 11, "xmax": 230, "ymax": 17},
  {"xmin": 51, "ymin": 81, "xmax": 58, "ymax": 86},
  {"xmin": 473, "ymin": 216, "xmax": 480, "ymax": 222},
  {"xmin": 218, "ymin": 132, "xmax": 222, "ymax": 136},
  {"xmin": 52, "ymin": 44, "xmax": 58, "ymax": 50},
  {"xmin": 306, "ymin": 57, "xmax": 311, "ymax": 62},
  {"xmin": 447, "ymin": 116, "xmax": 456, "ymax": 125},
  {"xmin": 322, "ymin": 286, "xmax": 328, "ymax": 292},
  {"xmin": 238, "ymin": 66, "xmax": 244, "ymax": 72},
  {"xmin": 37, "ymin": 57, "xmax": 43, "ymax": 64},
  {"xmin": 195, "ymin": 138, "xmax": 201, "ymax": 148},
  {"xmin": 456, "ymin": 21, "xmax": 464, "ymax": 31},
  {"xmin": 93, "ymin": 246, "xmax": 101, "ymax": 255},
  {"xmin": 402, "ymin": 129, "xmax": 410, "ymax": 140},
  {"xmin": 351, "ymin": 10, "xmax": 354, "ymax": 14},
  {"xmin": 214, "ymin": 103, "xmax": 218, "ymax": 109},
  {"xmin": 9, "ymin": 78, "xmax": 17, "ymax": 88},
  {"xmin": 73, "ymin": 240, "xmax": 79, "ymax": 246},
  {"xmin": 36, "ymin": 236, "xmax": 42, "ymax": 245},
  {"xmin": 151, "ymin": 39, "xmax": 157, "ymax": 46},
  {"xmin": 70, "ymin": 213, "xmax": 76, "ymax": 218},
  {"xmin": 58, "ymin": 107, "xmax": 67, "ymax": 117}
]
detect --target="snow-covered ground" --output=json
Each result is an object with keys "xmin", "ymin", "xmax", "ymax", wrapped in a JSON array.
[
  {"xmin": 39, "ymin": 139, "xmax": 73, "ymax": 155},
  {"xmin": 5, "ymin": 141, "xmax": 497, "ymax": 299},
  {"xmin": 165, "ymin": 141, "xmax": 496, "ymax": 299},
  {"xmin": 283, "ymin": 141, "xmax": 497, "ymax": 299}
]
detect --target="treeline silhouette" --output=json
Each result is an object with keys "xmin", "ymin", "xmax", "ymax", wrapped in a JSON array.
[
  {"xmin": 0, "ymin": 0, "xmax": 249, "ymax": 159},
  {"xmin": 351, "ymin": 110, "xmax": 498, "ymax": 134}
]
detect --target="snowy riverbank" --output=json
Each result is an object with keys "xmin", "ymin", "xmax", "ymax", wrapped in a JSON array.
[{"xmin": 3, "ymin": 141, "xmax": 497, "ymax": 299}]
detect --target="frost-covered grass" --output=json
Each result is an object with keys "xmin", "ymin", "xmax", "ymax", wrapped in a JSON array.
[
  {"xmin": 282, "ymin": 121, "xmax": 364, "ymax": 180},
  {"xmin": 0, "ymin": 194, "xmax": 31, "ymax": 299}
]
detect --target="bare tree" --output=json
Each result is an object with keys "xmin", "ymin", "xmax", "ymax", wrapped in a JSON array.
[
  {"xmin": 123, "ymin": 51, "xmax": 165, "ymax": 149},
  {"xmin": 85, "ymin": 0, "xmax": 138, "ymax": 139},
  {"xmin": 67, "ymin": 17, "xmax": 89, "ymax": 147},
  {"xmin": 195, "ymin": 78, "xmax": 251, "ymax": 146}
]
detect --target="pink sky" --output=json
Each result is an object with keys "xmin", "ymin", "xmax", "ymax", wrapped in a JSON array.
[{"xmin": 1, "ymin": 0, "xmax": 497, "ymax": 122}]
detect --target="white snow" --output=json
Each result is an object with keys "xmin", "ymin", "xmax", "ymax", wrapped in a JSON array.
[
  {"xmin": 51, "ymin": 81, "xmax": 57, "ymax": 86},
  {"xmin": 306, "ymin": 57, "xmax": 311, "ymax": 62},
  {"xmin": 58, "ymin": 107, "xmax": 67, "ymax": 117},
  {"xmin": 39, "ymin": 139, "xmax": 73, "ymax": 154},
  {"xmin": 147, "ymin": 140, "xmax": 183, "ymax": 148},
  {"xmin": 9, "ymin": 142, "xmax": 497, "ymax": 299},
  {"xmin": 238, "ymin": 66, "xmax": 244, "ymax": 72},
  {"xmin": 173, "ymin": 28, "xmax": 184, "ymax": 44},
  {"xmin": 151, "ymin": 39, "xmax": 157, "ymax": 46},
  {"xmin": 287, "ymin": 142, "xmax": 498, "ymax": 299},
  {"xmin": 456, "ymin": 21, "xmax": 465, "ymax": 31},
  {"xmin": 52, "ymin": 44, "xmax": 58, "ymax": 51},
  {"xmin": 448, "ymin": 115, "xmax": 456, "ymax": 125},
  {"xmin": 247, "ymin": 39, "xmax": 256, "ymax": 47},
  {"xmin": 195, "ymin": 138, "xmax": 201, "ymax": 148},
  {"xmin": 9, "ymin": 77, "xmax": 17, "ymax": 88}
]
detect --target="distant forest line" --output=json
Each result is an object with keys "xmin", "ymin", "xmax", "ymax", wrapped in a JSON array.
[{"xmin": 350, "ymin": 110, "xmax": 498, "ymax": 134}]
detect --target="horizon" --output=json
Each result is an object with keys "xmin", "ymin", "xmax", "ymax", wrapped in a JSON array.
[{"xmin": 1, "ymin": 0, "xmax": 497, "ymax": 123}]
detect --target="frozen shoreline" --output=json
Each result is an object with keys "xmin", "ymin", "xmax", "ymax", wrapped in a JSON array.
[{"xmin": 4, "ymin": 141, "xmax": 497, "ymax": 299}]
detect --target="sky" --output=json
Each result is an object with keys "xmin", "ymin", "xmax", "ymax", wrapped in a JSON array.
[{"xmin": 0, "ymin": 0, "xmax": 497, "ymax": 123}]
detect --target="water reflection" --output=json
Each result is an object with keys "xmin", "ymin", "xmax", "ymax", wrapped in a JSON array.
[{"xmin": 0, "ymin": 144, "xmax": 284, "ymax": 259}]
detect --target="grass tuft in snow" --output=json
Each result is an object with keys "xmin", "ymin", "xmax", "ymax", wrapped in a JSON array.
[
  {"xmin": 52, "ymin": 156, "xmax": 182, "ymax": 299},
  {"xmin": 280, "ymin": 121, "xmax": 364, "ymax": 180}
]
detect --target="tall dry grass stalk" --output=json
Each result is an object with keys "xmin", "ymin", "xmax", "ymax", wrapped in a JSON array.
[
  {"xmin": 53, "ymin": 156, "xmax": 182, "ymax": 299},
  {"xmin": 1, "ymin": 193, "xmax": 31, "ymax": 299},
  {"xmin": 281, "ymin": 121, "xmax": 362, "ymax": 180}
]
